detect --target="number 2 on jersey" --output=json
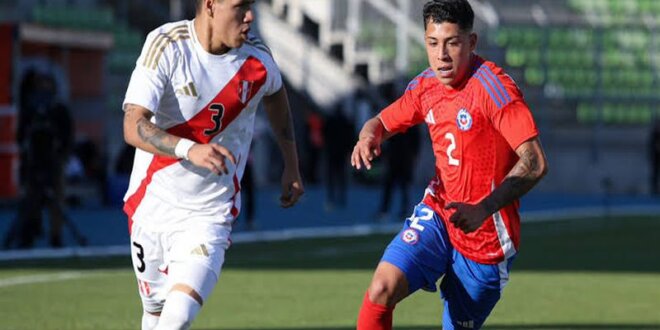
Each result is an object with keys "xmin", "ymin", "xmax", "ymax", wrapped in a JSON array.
[
  {"xmin": 204, "ymin": 103, "xmax": 225, "ymax": 136},
  {"xmin": 445, "ymin": 132, "xmax": 460, "ymax": 166}
]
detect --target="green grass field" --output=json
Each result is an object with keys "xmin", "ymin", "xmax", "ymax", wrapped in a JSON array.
[{"xmin": 1, "ymin": 216, "xmax": 659, "ymax": 330}]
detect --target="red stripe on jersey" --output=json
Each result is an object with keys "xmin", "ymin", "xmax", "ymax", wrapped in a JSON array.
[
  {"xmin": 123, "ymin": 156, "xmax": 179, "ymax": 223},
  {"xmin": 167, "ymin": 56, "xmax": 268, "ymax": 143},
  {"xmin": 123, "ymin": 56, "xmax": 268, "ymax": 225}
]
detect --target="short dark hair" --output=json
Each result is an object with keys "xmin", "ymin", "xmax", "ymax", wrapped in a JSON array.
[{"xmin": 423, "ymin": 0, "xmax": 474, "ymax": 32}]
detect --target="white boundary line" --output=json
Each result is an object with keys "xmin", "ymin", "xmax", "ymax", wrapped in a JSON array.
[
  {"xmin": 0, "ymin": 269, "xmax": 126, "ymax": 288},
  {"xmin": 0, "ymin": 271, "xmax": 86, "ymax": 288},
  {"xmin": 0, "ymin": 206, "xmax": 658, "ymax": 262}
]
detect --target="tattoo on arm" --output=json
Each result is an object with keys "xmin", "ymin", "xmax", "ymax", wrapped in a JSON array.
[
  {"xmin": 136, "ymin": 117, "xmax": 178, "ymax": 157},
  {"xmin": 482, "ymin": 145, "xmax": 544, "ymax": 215}
]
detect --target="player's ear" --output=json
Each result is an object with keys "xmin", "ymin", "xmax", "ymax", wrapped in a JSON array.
[{"xmin": 203, "ymin": 0, "xmax": 214, "ymax": 17}]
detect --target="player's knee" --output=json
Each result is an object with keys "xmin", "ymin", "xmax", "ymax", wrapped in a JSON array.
[
  {"xmin": 368, "ymin": 264, "xmax": 409, "ymax": 306},
  {"xmin": 142, "ymin": 298, "xmax": 164, "ymax": 316},
  {"xmin": 155, "ymin": 289, "xmax": 202, "ymax": 330},
  {"xmin": 368, "ymin": 278, "xmax": 398, "ymax": 306}
]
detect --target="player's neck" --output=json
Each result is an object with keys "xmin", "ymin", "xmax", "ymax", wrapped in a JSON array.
[{"xmin": 193, "ymin": 17, "xmax": 231, "ymax": 55}]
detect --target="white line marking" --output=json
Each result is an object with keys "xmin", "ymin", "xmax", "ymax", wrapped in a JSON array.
[{"xmin": 0, "ymin": 271, "xmax": 86, "ymax": 288}]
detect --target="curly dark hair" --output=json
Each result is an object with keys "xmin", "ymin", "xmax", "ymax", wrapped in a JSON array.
[{"xmin": 422, "ymin": 0, "xmax": 475, "ymax": 32}]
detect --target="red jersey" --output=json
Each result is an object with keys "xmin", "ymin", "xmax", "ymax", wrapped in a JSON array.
[{"xmin": 379, "ymin": 55, "xmax": 538, "ymax": 264}]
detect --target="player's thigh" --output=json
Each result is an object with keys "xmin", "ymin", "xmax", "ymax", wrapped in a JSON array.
[
  {"xmin": 380, "ymin": 203, "xmax": 453, "ymax": 294},
  {"xmin": 440, "ymin": 250, "xmax": 515, "ymax": 330},
  {"xmin": 166, "ymin": 222, "xmax": 231, "ymax": 303},
  {"xmin": 130, "ymin": 223, "xmax": 168, "ymax": 313}
]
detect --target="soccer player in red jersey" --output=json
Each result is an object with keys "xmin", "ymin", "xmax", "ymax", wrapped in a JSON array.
[{"xmin": 353, "ymin": 1, "xmax": 548, "ymax": 329}]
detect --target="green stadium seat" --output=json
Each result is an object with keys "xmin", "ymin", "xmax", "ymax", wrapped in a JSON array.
[
  {"xmin": 524, "ymin": 67, "xmax": 545, "ymax": 86},
  {"xmin": 576, "ymin": 103, "xmax": 597, "ymax": 123},
  {"xmin": 505, "ymin": 48, "xmax": 525, "ymax": 67}
]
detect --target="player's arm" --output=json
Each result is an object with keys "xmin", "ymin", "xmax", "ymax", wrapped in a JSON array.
[
  {"xmin": 351, "ymin": 115, "xmax": 396, "ymax": 170},
  {"xmin": 446, "ymin": 137, "xmax": 548, "ymax": 233},
  {"xmin": 262, "ymin": 86, "xmax": 304, "ymax": 207},
  {"xmin": 123, "ymin": 103, "xmax": 235, "ymax": 175},
  {"xmin": 480, "ymin": 137, "xmax": 548, "ymax": 214}
]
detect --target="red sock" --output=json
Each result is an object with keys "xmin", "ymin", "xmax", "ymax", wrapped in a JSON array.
[{"xmin": 357, "ymin": 291, "xmax": 394, "ymax": 330}]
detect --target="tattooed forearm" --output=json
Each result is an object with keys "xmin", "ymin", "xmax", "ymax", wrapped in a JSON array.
[
  {"xmin": 136, "ymin": 117, "xmax": 178, "ymax": 157},
  {"xmin": 481, "ymin": 142, "xmax": 547, "ymax": 215}
]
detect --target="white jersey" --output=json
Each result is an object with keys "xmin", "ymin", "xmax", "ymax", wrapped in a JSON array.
[{"xmin": 122, "ymin": 20, "xmax": 282, "ymax": 231}]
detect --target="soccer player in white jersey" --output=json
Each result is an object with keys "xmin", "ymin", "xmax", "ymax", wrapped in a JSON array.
[{"xmin": 121, "ymin": 0, "xmax": 304, "ymax": 329}]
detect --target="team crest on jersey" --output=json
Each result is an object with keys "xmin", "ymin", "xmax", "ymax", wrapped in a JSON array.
[
  {"xmin": 456, "ymin": 108, "xmax": 473, "ymax": 131},
  {"xmin": 401, "ymin": 229, "xmax": 419, "ymax": 245},
  {"xmin": 239, "ymin": 80, "xmax": 253, "ymax": 104}
]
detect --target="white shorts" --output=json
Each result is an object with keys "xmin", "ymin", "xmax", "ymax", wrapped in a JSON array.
[{"xmin": 129, "ymin": 221, "xmax": 232, "ymax": 313}]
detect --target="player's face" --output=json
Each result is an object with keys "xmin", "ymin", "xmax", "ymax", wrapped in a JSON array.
[
  {"xmin": 424, "ymin": 21, "xmax": 477, "ymax": 88},
  {"xmin": 211, "ymin": 0, "xmax": 255, "ymax": 49}
]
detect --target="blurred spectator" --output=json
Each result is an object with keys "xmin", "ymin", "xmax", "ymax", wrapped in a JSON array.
[
  {"xmin": 6, "ymin": 70, "xmax": 75, "ymax": 248},
  {"xmin": 323, "ymin": 103, "xmax": 354, "ymax": 210},
  {"xmin": 353, "ymin": 89, "xmax": 375, "ymax": 137},
  {"xmin": 106, "ymin": 144, "xmax": 135, "ymax": 207},
  {"xmin": 240, "ymin": 153, "xmax": 256, "ymax": 230},
  {"xmin": 74, "ymin": 138, "xmax": 109, "ymax": 205},
  {"xmin": 650, "ymin": 119, "xmax": 660, "ymax": 195},
  {"xmin": 115, "ymin": 144, "xmax": 136, "ymax": 175},
  {"xmin": 375, "ymin": 124, "xmax": 420, "ymax": 220},
  {"xmin": 304, "ymin": 110, "xmax": 324, "ymax": 184}
]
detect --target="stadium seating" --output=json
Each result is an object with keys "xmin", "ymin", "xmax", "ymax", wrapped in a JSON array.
[{"xmin": 491, "ymin": 0, "xmax": 658, "ymax": 126}]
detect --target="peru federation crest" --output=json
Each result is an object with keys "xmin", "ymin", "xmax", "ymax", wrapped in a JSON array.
[
  {"xmin": 239, "ymin": 80, "xmax": 254, "ymax": 104},
  {"xmin": 456, "ymin": 108, "xmax": 473, "ymax": 131}
]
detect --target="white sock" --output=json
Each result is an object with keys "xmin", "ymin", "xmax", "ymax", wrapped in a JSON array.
[
  {"xmin": 141, "ymin": 311, "xmax": 159, "ymax": 330},
  {"xmin": 154, "ymin": 291, "xmax": 201, "ymax": 330}
]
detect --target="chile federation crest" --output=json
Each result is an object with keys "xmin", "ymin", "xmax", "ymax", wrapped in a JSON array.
[{"xmin": 456, "ymin": 108, "xmax": 473, "ymax": 131}]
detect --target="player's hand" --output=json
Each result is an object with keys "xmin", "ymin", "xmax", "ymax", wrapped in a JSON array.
[
  {"xmin": 445, "ymin": 202, "xmax": 490, "ymax": 234},
  {"xmin": 187, "ymin": 143, "xmax": 236, "ymax": 175},
  {"xmin": 280, "ymin": 166, "xmax": 304, "ymax": 208},
  {"xmin": 351, "ymin": 136, "xmax": 381, "ymax": 170}
]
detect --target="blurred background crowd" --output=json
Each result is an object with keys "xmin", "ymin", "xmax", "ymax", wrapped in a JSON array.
[{"xmin": 0, "ymin": 0, "xmax": 658, "ymax": 249}]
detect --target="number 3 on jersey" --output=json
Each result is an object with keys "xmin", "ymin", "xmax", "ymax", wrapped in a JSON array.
[
  {"xmin": 204, "ymin": 103, "xmax": 225, "ymax": 136},
  {"xmin": 445, "ymin": 132, "xmax": 460, "ymax": 166}
]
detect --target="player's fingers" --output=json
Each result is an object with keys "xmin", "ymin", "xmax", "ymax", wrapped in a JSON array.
[
  {"xmin": 281, "ymin": 183, "xmax": 304, "ymax": 208},
  {"xmin": 445, "ymin": 202, "xmax": 458, "ymax": 210},
  {"xmin": 373, "ymin": 145, "xmax": 381, "ymax": 157},
  {"xmin": 279, "ymin": 187, "xmax": 293, "ymax": 208},
  {"xmin": 205, "ymin": 161, "xmax": 221, "ymax": 175},
  {"xmin": 351, "ymin": 147, "xmax": 360, "ymax": 169},
  {"xmin": 208, "ymin": 157, "xmax": 228, "ymax": 175},
  {"xmin": 211, "ymin": 144, "xmax": 237, "ymax": 165},
  {"xmin": 448, "ymin": 211, "xmax": 461, "ymax": 226},
  {"xmin": 359, "ymin": 147, "xmax": 373, "ymax": 170}
]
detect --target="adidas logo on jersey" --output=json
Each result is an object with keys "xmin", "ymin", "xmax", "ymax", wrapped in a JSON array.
[
  {"xmin": 425, "ymin": 109, "xmax": 436, "ymax": 124},
  {"xmin": 176, "ymin": 82, "xmax": 198, "ymax": 97},
  {"xmin": 191, "ymin": 244, "xmax": 209, "ymax": 257}
]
